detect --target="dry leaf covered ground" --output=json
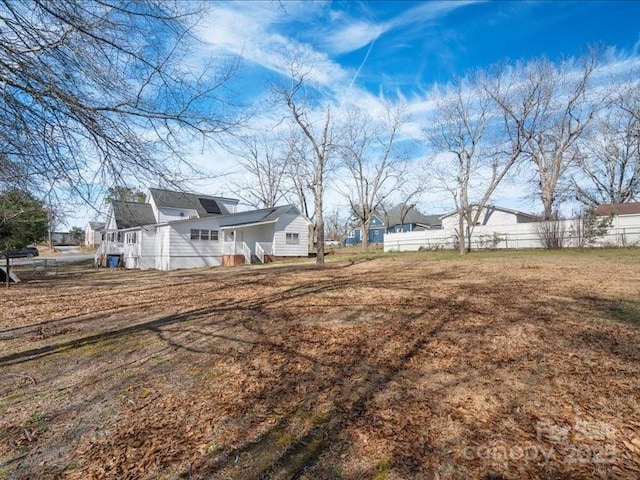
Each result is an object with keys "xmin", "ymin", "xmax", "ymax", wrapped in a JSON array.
[{"xmin": 1, "ymin": 249, "xmax": 639, "ymax": 479}]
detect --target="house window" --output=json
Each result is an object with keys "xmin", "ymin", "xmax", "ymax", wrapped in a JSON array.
[
  {"xmin": 126, "ymin": 232, "xmax": 137, "ymax": 244},
  {"xmin": 286, "ymin": 232, "xmax": 300, "ymax": 245},
  {"xmin": 107, "ymin": 232, "xmax": 121, "ymax": 242},
  {"xmin": 190, "ymin": 229, "xmax": 219, "ymax": 241}
]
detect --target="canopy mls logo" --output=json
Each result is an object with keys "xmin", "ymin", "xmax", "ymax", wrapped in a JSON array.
[{"xmin": 461, "ymin": 419, "xmax": 618, "ymax": 465}]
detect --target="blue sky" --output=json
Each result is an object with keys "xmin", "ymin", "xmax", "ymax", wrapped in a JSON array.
[
  {"xmin": 68, "ymin": 1, "xmax": 640, "ymax": 228},
  {"xmin": 201, "ymin": 1, "xmax": 640, "ymax": 100}
]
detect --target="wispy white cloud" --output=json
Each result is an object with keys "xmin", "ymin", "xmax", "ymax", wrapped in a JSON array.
[
  {"xmin": 323, "ymin": 20, "xmax": 384, "ymax": 55},
  {"xmin": 196, "ymin": 3, "xmax": 348, "ymax": 88},
  {"xmin": 322, "ymin": 0, "xmax": 483, "ymax": 55}
]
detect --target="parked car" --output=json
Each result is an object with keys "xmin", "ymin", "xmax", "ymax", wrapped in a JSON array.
[
  {"xmin": 324, "ymin": 239, "xmax": 341, "ymax": 247},
  {"xmin": 1, "ymin": 246, "xmax": 39, "ymax": 258}
]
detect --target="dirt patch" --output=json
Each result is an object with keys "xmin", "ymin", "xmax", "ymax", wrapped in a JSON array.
[{"xmin": 1, "ymin": 250, "xmax": 640, "ymax": 479}]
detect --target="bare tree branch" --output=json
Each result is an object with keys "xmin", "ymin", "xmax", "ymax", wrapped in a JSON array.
[{"xmin": 0, "ymin": 0, "xmax": 240, "ymax": 206}]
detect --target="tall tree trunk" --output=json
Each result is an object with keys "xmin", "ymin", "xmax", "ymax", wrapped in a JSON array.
[
  {"xmin": 458, "ymin": 208, "xmax": 466, "ymax": 256},
  {"xmin": 315, "ymin": 188, "xmax": 324, "ymax": 267},
  {"xmin": 541, "ymin": 187, "xmax": 555, "ymax": 221},
  {"xmin": 361, "ymin": 221, "xmax": 370, "ymax": 251},
  {"xmin": 5, "ymin": 255, "xmax": 9, "ymax": 289}
]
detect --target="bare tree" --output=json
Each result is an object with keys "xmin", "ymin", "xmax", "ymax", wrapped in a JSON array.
[
  {"xmin": 339, "ymin": 102, "xmax": 406, "ymax": 250},
  {"xmin": 0, "ymin": 0, "xmax": 238, "ymax": 200},
  {"xmin": 535, "ymin": 214, "xmax": 566, "ymax": 249},
  {"xmin": 428, "ymin": 76, "xmax": 520, "ymax": 255},
  {"xmin": 231, "ymin": 133, "xmax": 290, "ymax": 209},
  {"xmin": 573, "ymin": 83, "xmax": 640, "ymax": 206},
  {"xmin": 486, "ymin": 53, "xmax": 598, "ymax": 220},
  {"xmin": 284, "ymin": 130, "xmax": 313, "ymax": 220},
  {"xmin": 274, "ymin": 59, "xmax": 335, "ymax": 267},
  {"xmin": 324, "ymin": 208, "xmax": 348, "ymax": 243}
]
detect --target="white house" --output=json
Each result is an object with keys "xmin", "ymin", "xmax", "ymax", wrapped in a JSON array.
[
  {"xmin": 595, "ymin": 202, "xmax": 640, "ymax": 246},
  {"xmin": 84, "ymin": 222, "xmax": 105, "ymax": 248},
  {"xmin": 439, "ymin": 205, "xmax": 540, "ymax": 230},
  {"xmin": 385, "ymin": 202, "xmax": 640, "ymax": 252},
  {"xmin": 96, "ymin": 188, "xmax": 311, "ymax": 270}
]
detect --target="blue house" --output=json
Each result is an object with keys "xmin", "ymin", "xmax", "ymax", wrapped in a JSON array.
[
  {"xmin": 345, "ymin": 204, "xmax": 442, "ymax": 245},
  {"xmin": 345, "ymin": 214, "xmax": 386, "ymax": 245}
]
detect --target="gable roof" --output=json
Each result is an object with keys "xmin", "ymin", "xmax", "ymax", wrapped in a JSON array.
[
  {"xmin": 219, "ymin": 205, "xmax": 306, "ymax": 228},
  {"xmin": 111, "ymin": 201, "xmax": 156, "ymax": 229},
  {"xmin": 148, "ymin": 188, "xmax": 238, "ymax": 217},
  {"xmin": 383, "ymin": 203, "xmax": 442, "ymax": 228},
  {"xmin": 596, "ymin": 202, "xmax": 640, "ymax": 216},
  {"xmin": 88, "ymin": 221, "xmax": 105, "ymax": 231},
  {"xmin": 159, "ymin": 204, "xmax": 310, "ymax": 229}
]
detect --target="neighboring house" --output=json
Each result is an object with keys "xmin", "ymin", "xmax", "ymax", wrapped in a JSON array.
[
  {"xmin": 383, "ymin": 203, "xmax": 443, "ymax": 233},
  {"xmin": 50, "ymin": 231, "xmax": 75, "ymax": 246},
  {"xmin": 85, "ymin": 222, "xmax": 105, "ymax": 247},
  {"xmin": 595, "ymin": 202, "xmax": 640, "ymax": 238},
  {"xmin": 345, "ymin": 204, "xmax": 442, "ymax": 245},
  {"xmin": 439, "ymin": 205, "xmax": 540, "ymax": 231},
  {"xmin": 385, "ymin": 202, "xmax": 640, "ymax": 252},
  {"xmin": 97, "ymin": 188, "xmax": 311, "ymax": 270},
  {"xmin": 595, "ymin": 202, "xmax": 640, "ymax": 217}
]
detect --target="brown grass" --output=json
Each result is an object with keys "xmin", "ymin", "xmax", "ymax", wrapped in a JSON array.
[{"xmin": 1, "ymin": 249, "xmax": 639, "ymax": 479}]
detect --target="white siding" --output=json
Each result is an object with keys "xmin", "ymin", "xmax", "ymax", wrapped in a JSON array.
[
  {"xmin": 156, "ymin": 225, "xmax": 171, "ymax": 271},
  {"xmin": 273, "ymin": 214, "xmax": 309, "ymax": 257},
  {"xmin": 139, "ymin": 227, "xmax": 157, "ymax": 270},
  {"xmin": 167, "ymin": 220, "xmax": 223, "ymax": 270},
  {"xmin": 148, "ymin": 195, "xmax": 160, "ymax": 223},
  {"xmin": 105, "ymin": 207, "xmax": 118, "ymax": 231},
  {"xmin": 123, "ymin": 228, "xmax": 142, "ymax": 268},
  {"xmin": 231, "ymin": 224, "xmax": 275, "ymax": 253},
  {"xmin": 482, "ymin": 209, "xmax": 518, "ymax": 226},
  {"xmin": 219, "ymin": 199, "xmax": 238, "ymax": 213},
  {"xmin": 84, "ymin": 225, "xmax": 102, "ymax": 247},
  {"xmin": 385, "ymin": 216, "xmax": 640, "ymax": 252},
  {"xmin": 441, "ymin": 208, "xmax": 519, "ymax": 230},
  {"xmin": 157, "ymin": 206, "xmax": 199, "ymax": 223}
]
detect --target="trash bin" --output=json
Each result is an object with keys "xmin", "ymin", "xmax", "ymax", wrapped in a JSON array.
[{"xmin": 107, "ymin": 254, "xmax": 120, "ymax": 268}]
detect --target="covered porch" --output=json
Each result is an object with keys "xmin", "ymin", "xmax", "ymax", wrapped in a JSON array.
[{"xmin": 220, "ymin": 220, "xmax": 277, "ymax": 265}]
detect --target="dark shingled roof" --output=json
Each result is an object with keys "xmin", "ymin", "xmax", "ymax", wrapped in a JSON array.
[
  {"xmin": 383, "ymin": 204, "xmax": 442, "ymax": 228},
  {"xmin": 149, "ymin": 188, "xmax": 235, "ymax": 217},
  {"xmin": 111, "ymin": 201, "xmax": 156, "ymax": 229},
  {"xmin": 88, "ymin": 222, "xmax": 105, "ymax": 231},
  {"xmin": 218, "ymin": 205, "xmax": 301, "ymax": 227},
  {"xmin": 596, "ymin": 202, "xmax": 640, "ymax": 216}
]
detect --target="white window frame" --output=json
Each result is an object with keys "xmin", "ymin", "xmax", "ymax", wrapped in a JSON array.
[
  {"xmin": 286, "ymin": 232, "xmax": 300, "ymax": 245},
  {"xmin": 125, "ymin": 232, "xmax": 137, "ymax": 244},
  {"xmin": 190, "ymin": 229, "xmax": 219, "ymax": 241}
]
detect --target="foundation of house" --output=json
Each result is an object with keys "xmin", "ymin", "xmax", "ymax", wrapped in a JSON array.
[{"xmin": 222, "ymin": 254, "xmax": 246, "ymax": 266}]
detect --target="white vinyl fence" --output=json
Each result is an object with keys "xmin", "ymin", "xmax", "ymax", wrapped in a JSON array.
[{"xmin": 384, "ymin": 214, "xmax": 640, "ymax": 252}]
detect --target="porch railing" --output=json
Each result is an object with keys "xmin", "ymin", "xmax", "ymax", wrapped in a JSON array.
[
  {"xmin": 101, "ymin": 242, "xmax": 124, "ymax": 254},
  {"xmin": 255, "ymin": 242, "xmax": 273, "ymax": 264},
  {"xmin": 223, "ymin": 241, "xmax": 252, "ymax": 265},
  {"xmin": 222, "ymin": 242, "xmax": 236, "ymax": 255},
  {"xmin": 241, "ymin": 242, "xmax": 251, "ymax": 265}
]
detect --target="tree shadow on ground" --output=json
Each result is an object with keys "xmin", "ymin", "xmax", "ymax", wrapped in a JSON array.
[{"xmin": 3, "ymin": 259, "xmax": 640, "ymax": 480}]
